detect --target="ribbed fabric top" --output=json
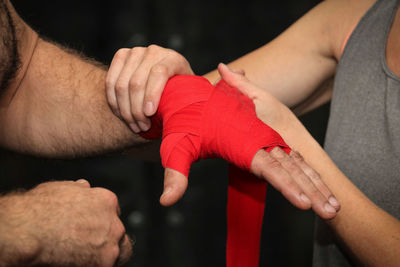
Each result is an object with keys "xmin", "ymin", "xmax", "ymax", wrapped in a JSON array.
[{"xmin": 313, "ymin": 0, "xmax": 400, "ymax": 266}]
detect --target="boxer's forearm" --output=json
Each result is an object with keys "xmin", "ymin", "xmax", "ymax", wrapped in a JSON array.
[
  {"xmin": 0, "ymin": 2, "xmax": 147, "ymax": 157},
  {"xmin": 266, "ymin": 101, "xmax": 400, "ymax": 267}
]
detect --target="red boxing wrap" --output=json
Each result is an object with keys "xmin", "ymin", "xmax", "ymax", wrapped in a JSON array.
[{"xmin": 141, "ymin": 75, "xmax": 290, "ymax": 266}]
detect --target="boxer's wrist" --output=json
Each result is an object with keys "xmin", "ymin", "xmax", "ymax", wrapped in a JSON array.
[{"xmin": 0, "ymin": 192, "xmax": 41, "ymax": 266}]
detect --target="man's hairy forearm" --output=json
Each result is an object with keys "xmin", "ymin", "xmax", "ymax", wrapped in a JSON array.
[
  {"xmin": 1, "ymin": 38, "xmax": 146, "ymax": 157},
  {"xmin": 0, "ymin": 2, "xmax": 147, "ymax": 157}
]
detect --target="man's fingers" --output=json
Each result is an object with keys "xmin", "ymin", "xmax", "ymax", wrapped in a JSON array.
[
  {"xmin": 159, "ymin": 168, "xmax": 188, "ymax": 206},
  {"xmin": 106, "ymin": 48, "xmax": 130, "ymax": 117},
  {"xmin": 74, "ymin": 179, "xmax": 91, "ymax": 188},
  {"xmin": 142, "ymin": 50, "xmax": 194, "ymax": 117},
  {"xmin": 251, "ymin": 149, "xmax": 312, "ymax": 210},
  {"xmin": 126, "ymin": 48, "xmax": 167, "ymax": 130},
  {"xmin": 106, "ymin": 45, "xmax": 193, "ymax": 133},
  {"xmin": 115, "ymin": 48, "xmax": 146, "ymax": 133},
  {"xmin": 116, "ymin": 234, "xmax": 133, "ymax": 266},
  {"xmin": 143, "ymin": 64, "xmax": 170, "ymax": 116}
]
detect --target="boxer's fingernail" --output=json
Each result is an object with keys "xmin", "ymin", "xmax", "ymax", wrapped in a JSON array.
[
  {"xmin": 129, "ymin": 123, "xmax": 140, "ymax": 133},
  {"xmin": 162, "ymin": 187, "xmax": 172, "ymax": 196},
  {"xmin": 300, "ymin": 193, "xmax": 311, "ymax": 205},
  {"xmin": 144, "ymin": 102, "xmax": 154, "ymax": 116},
  {"xmin": 324, "ymin": 203, "xmax": 337, "ymax": 214},
  {"xmin": 138, "ymin": 121, "xmax": 150, "ymax": 131},
  {"xmin": 329, "ymin": 196, "xmax": 340, "ymax": 209}
]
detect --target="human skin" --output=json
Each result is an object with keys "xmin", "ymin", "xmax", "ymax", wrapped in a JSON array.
[
  {"xmin": 108, "ymin": 0, "xmax": 400, "ymax": 265},
  {"xmin": 0, "ymin": 180, "xmax": 132, "ymax": 266},
  {"xmin": 0, "ymin": 0, "xmax": 339, "ymax": 265},
  {"xmin": 0, "ymin": 1, "xmax": 338, "ymax": 214},
  {"xmin": 210, "ymin": 1, "xmax": 400, "ymax": 264},
  {"xmin": 216, "ymin": 15, "xmax": 400, "ymax": 264}
]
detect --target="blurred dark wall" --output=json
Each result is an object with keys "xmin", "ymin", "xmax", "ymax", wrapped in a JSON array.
[{"xmin": 2, "ymin": 1, "xmax": 329, "ymax": 266}]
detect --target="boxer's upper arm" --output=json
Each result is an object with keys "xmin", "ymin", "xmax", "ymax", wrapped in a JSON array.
[{"xmin": 204, "ymin": 0, "xmax": 375, "ymax": 112}]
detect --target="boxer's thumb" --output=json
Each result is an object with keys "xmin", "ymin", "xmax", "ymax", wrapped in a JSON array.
[{"xmin": 160, "ymin": 168, "xmax": 188, "ymax": 206}]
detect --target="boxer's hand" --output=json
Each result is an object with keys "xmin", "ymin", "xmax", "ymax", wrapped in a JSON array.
[
  {"xmin": 0, "ymin": 180, "xmax": 132, "ymax": 266},
  {"xmin": 216, "ymin": 63, "xmax": 340, "ymax": 219},
  {"xmin": 160, "ymin": 146, "xmax": 339, "ymax": 220},
  {"xmin": 105, "ymin": 45, "xmax": 193, "ymax": 133}
]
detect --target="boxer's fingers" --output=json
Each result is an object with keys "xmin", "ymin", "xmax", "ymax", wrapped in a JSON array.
[
  {"xmin": 231, "ymin": 68, "xmax": 245, "ymax": 75},
  {"xmin": 251, "ymin": 149, "xmax": 312, "ymax": 211},
  {"xmin": 159, "ymin": 168, "xmax": 188, "ymax": 206},
  {"xmin": 269, "ymin": 147, "xmax": 338, "ymax": 219},
  {"xmin": 213, "ymin": 65, "xmax": 244, "ymax": 85},
  {"xmin": 290, "ymin": 150, "xmax": 340, "ymax": 211},
  {"xmin": 218, "ymin": 63, "xmax": 260, "ymax": 99}
]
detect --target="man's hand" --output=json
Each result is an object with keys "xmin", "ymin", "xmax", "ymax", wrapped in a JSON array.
[
  {"xmin": 105, "ymin": 45, "xmax": 193, "ymax": 133},
  {"xmin": 0, "ymin": 180, "xmax": 132, "ymax": 266}
]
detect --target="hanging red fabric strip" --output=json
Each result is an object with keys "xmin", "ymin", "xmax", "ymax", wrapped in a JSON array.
[{"xmin": 227, "ymin": 165, "xmax": 267, "ymax": 267}]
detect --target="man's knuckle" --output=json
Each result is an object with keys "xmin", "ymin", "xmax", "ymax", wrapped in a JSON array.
[
  {"xmin": 168, "ymin": 50, "xmax": 182, "ymax": 59},
  {"xmin": 106, "ymin": 97, "xmax": 116, "ymax": 108},
  {"xmin": 131, "ymin": 46, "xmax": 145, "ymax": 55},
  {"xmin": 147, "ymin": 44, "xmax": 162, "ymax": 52},
  {"xmin": 116, "ymin": 221, "xmax": 126, "ymax": 237},
  {"xmin": 115, "ymin": 82, "xmax": 127, "ymax": 95},
  {"xmin": 131, "ymin": 107, "xmax": 144, "ymax": 121},
  {"xmin": 114, "ymin": 48, "xmax": 129, "ymax": 59},
  {"xmin": 105, "ymin": 79, "xmax": 114, "ymax": 90},
  {"xmin": 128, "ymin": 78, "xmax": 143, "ymax": 90},
  {"xmin": 119, "ymin": 110, "xmax": 132, "ymax": 122},
  {"xmin": 151, "ymin": 64, "xmax": 168, "ymax": 75},
  {"xmin": 100, "ymin": 190, "xmax": 119, "ymax": 207}
]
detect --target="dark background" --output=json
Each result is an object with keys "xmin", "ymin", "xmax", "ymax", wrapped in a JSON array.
[{"xmin": 2, "ymin": 1, "xmax": 330, "ymax": 266}]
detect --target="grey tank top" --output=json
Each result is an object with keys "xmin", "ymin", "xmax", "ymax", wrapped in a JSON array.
[{"xmin": 313, "ymin": 0, "xmax": 400, "ymax": 266}]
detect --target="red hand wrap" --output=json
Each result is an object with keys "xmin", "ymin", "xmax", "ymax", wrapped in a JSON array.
[{"xmin": 141, "ymin": 75, "xmax": 290, "ymax": 266}]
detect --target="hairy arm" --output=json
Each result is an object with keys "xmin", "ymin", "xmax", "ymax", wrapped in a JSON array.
[
  {"xmin": 0, "ymin": 0, "xmax": 146, "ymax": 158},
  {"xmin": 0, "ymin": 181, "xmax": 131, "ymax": 266},
  {"xmin": 204, "ymin": 0, "xmax": 375, "ymax": 115}
]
